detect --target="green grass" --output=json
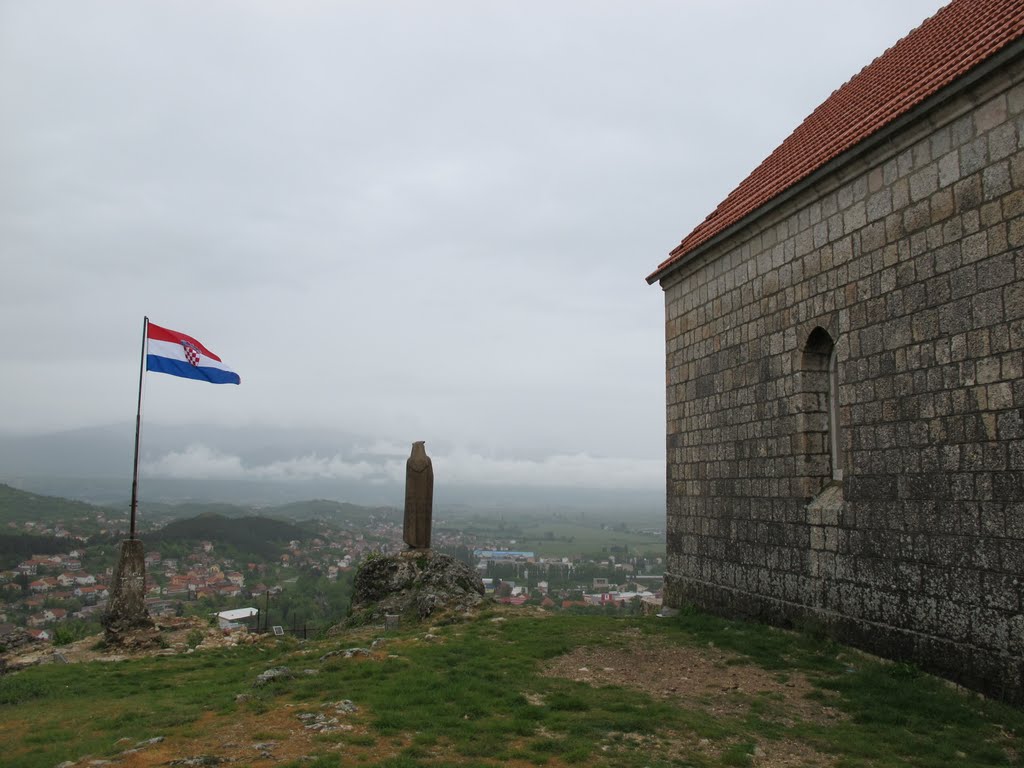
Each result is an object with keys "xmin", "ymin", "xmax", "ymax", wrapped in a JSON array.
[
  {"xmin": 1, "ymin": 610, "xmax": 1021, "ymax": 768},
  {"xmin": 513, "ymin": 520, "xmax": 664, "ymax": 557},
  {"xmin": 457, "ymin": 518, "xmax": 665, "ymax": 558},
  {"xmin": 0, "ymin": 644, "xmax": 286, "ymax": 767}
]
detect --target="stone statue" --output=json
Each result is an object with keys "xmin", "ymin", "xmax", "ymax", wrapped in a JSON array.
[{"xmin": 403, "ymin": 441, "xmax": 433, "ymax": 549}]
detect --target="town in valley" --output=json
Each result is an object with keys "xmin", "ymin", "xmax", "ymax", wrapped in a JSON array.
[{"xmin": 0, "ymin": 484, "xmax": 665, "ymax": 645}]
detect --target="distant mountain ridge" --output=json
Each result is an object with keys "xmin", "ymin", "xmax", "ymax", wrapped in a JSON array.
[
  {"xmin": 0, "ymin": 483, "xmax": 398, "ymax": 534},
  {"xmin": 268, "ymin": 499, "xmax": 399, "ymax": 526},
  {"xmin": 0, "ymin": 483, "xmax": 398, "ymax": 567},
  {"xmin": 141, "ymin": 498, "xmax": 399, "ymax": 526}
]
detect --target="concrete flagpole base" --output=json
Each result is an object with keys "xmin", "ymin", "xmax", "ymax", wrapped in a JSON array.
[{"xmin": 101, "ymin": 539, "xmax": 158, "ymax": 647}]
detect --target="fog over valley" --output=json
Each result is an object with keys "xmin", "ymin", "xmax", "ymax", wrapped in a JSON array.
[{"xmin": 0, "ymin": 423, "xmax": 664, "ymax": 513}]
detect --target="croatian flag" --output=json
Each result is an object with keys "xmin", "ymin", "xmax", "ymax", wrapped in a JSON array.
[{"xmin": 146, "ymin": 322, "xmax": 241, "ymax": 385}]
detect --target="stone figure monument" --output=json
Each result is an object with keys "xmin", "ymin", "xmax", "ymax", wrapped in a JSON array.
[
  {"xmin": 403, "ymin": 441, "xmax": 433, "ymax": 549},
  {"xmin": 330, "ymin": 440, "xmax": 485, "ymax": 630}
]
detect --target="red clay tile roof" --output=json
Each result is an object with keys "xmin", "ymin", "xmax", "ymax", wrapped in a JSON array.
[{"xmin": 649, "ymin": 0, "xmax": 1024, "ymax": 283}]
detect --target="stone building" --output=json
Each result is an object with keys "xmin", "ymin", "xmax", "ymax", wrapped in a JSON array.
[{"xmin": 647, "ymin": 0, "xmax": 1024, "ymax": 703}]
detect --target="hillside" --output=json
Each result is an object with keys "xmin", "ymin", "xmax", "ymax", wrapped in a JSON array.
[
  {"xmin": 140, "ymin": 500, "xmax": 260, "ymax": 523},
  {"xmin": 0, "ymin": 483, "xmax": 112, "ymax": 528},
  {"xmin": 267, "ymin": 499, "xmax": 400, "ymax": 526},
  {"xmin": 0, "ymin": 533, "xmax": 71, "ymax": 570},
  {"xmin": 138, "ymin": 498, "xmax": 397, "ymax": 525},
  {"xmin": 144, "ymin": 513, "xmax": 309, "ymax": 559},
  {"xmin": 0, "ymin": 481, "xmax": 395, "ymax": 538},
  {"xmin": 0, "ymin": 608, "xmax": 1021, "ymax": 768},
  {"xmin": 0, "ymin": 477, "xmax": 397, "ymax": 525}
]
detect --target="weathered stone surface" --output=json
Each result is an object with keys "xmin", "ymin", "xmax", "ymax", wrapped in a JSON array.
[
  {"xmin": 656, "ymin": 46, "xmax": 1024, "ymax": 704},
  {"xmin": 0, "ymin": 624, "xmax": 34, "ymax": 655},
  {"xmin": 335, "ymin": 551, "xmax": 485, "ymax": 629},
  {"xmin": 318, "ymin": 647, "xmax": 372, "ymax": 661},
  {"xmin": 404, "ymin": 441, "xmax": 433, "ymax": 549},
  {"xmin": 296, "ymin": 701, "xmax": 358, "ymax": 733},
  {"xmin": 254, "ymin": 667, "xmax": 293, "ymax": 687},
  {"xmin": 101, "ymin": 540, "xmax": 158, "ymax": 648}
]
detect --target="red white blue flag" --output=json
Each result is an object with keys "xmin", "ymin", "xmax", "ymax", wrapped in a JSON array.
[{"xmin": 146, "ymin": 322, "xmax": 240, "ymax": 385}]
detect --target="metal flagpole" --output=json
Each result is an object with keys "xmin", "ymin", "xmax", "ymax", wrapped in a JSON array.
[{"xmin": 129, "ymin": 316, "xmax": 149, "ymax": 540}]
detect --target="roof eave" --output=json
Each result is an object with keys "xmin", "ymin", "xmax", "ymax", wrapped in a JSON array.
[{"xmin": 647, "ymin": 36, "xmax": 1024, "ymax": 287}]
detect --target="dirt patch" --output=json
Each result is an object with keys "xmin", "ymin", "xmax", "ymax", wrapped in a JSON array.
[
  {"xmin": 541, "ymin": 630, "xmax": 844, "ymax": 767},
  {"xmin": 115, "ymin": 707, "xmax": 338, "ymax": 767},
  {"xmin": 39, "ymin": 702, "xmax": 381, "ymax": 768},
  {"xmin": 543, "ymin": 634, "xmax": 840, "ymax": 724}
]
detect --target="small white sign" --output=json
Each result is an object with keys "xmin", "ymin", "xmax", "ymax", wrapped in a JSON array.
[{"xmin": 272, "ymin": 626, "xmax": 285, "ymax": 636}]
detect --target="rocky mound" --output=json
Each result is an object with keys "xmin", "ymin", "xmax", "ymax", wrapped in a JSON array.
[
  {"xmin": 0, "ymin": 624, "xmax": 34, "ymax": 654},
  {"xmin": 336, "ymin": 551, "xmax": 486, "ymax": 629}
]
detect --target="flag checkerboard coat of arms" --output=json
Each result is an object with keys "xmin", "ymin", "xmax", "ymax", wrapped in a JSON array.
[{"xmin": 181, "ymin": 340, "xmax": 201, "ymax": 367}]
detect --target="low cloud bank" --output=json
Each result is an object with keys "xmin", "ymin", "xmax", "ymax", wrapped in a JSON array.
[{"xmin": 143, "ymin": 443, "xmax": 661, "ymax": 490}]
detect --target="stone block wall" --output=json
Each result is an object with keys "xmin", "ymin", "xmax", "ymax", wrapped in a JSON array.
[{"xmin": 660, "ymin": 53, "xmax": 1024, "ymax": 703}]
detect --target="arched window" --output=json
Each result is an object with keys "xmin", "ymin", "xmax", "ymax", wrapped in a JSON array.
[{"xmin": 801, "ymin": 327, "xmax": 843, "ymax": 485}]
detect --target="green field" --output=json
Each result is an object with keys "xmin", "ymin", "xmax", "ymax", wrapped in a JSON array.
[
  {"xmin": 508, "ymin": 520, "xmax": 664, "ymax": 558},
  {"xmin": 439, "ymin": 513, "xmax": 665, "ymax": 559},
  {"xmin": 4, "ymin": 609, "xmax": 1020, "ymax": 768}
]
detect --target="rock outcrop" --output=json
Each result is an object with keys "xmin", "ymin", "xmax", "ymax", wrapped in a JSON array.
[
  {"xmin": 335, "ymin": 551, "xmax": 486, "ymax": 630},
  {"xmin": 0, "ymin": 624, "xmax": 34, "ymax": 655}
]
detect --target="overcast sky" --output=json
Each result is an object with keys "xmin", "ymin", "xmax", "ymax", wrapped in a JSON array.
[{"xmin": 1, "ymin": 1, "xmax": 946, "ymax": 490}]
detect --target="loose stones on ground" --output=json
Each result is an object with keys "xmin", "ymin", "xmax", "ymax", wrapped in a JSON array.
[
  {"xmin": 296, "ymin": 700, "xmax": 359, "ymax": 733},
  {"xmin": 318, "ymin": 647, "xmax": 372, "ymax": 662},
  {"xmin": 253, "ymin": 667, "xmax": 293, "ymax": 686}
]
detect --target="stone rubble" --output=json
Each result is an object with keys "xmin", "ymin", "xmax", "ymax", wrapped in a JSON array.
[
  {"xmin": 333, "ymin": 699, "xmax": 359, "ymax": 714},
  {"xmin": 294, "ymin": 699, "xmax": 360, "ymax": 733},
  {"xmin": 318, "ymin": 647, "xmax": 372, "ymax": 662},
  {"xmin": 253, "ymin": 667, "xmax": 293, "ymax": 686}
]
